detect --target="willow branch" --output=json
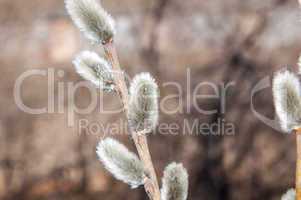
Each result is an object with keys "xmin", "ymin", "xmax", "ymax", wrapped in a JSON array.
[
  {"xmin": 296, "ymin": 128, "xmax": 301, "ymax": 200},
  {"xmin": 103, "ymin": 40, "xmax": 161, "ymax": 200}
]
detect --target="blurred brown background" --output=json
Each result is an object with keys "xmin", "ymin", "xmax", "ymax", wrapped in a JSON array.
[{"xmin": 1, "ymin": 0, "xmax": 301, "ymax": 199}]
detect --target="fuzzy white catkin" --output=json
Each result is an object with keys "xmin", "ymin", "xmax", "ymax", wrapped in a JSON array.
[
  {"xmin": 96, "ymin": 138, "xmax": 144, "ymax": 188},
  {"xmin": 73, "ymin": 51, "xmax": 115, "ymax": 91},
  {"xmin": 65, "ymin": 0, "xmax": 116, "ymax": 44},
  {"xmin": 161, "ymin": 162, "xmax": 189, "ymax": 200},
  {"xmin": 128, "ymin": 73, "xmax": 159, "ymax": 133},
  {"xmin": 273, "ymin": 70, "xmax": 301, "ymax": 132},
  {"xmin": 281, "ymin": 188, "xmax": 296, "ymax": 200}
]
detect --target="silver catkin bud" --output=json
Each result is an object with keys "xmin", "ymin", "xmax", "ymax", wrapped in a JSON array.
[
  {"xmin": 96, "ymin": 138, "xmax": 144, "ymax": 188},
  {"xmin": 281, "ymin": 188, "xmax": 296, "ymax": 200},
  {"xmin": 65, "ymin": 0, "xmax": 116, "ymax": 44},
  {"xmin": 161, "ymin": 162, "xmax": 189, "ymax": 200},
  {"xmin": 73, "ymin": 51, "xmax": 115, "ymax": 92},
  {"xmin": 128, "ymin": 73, "xmax": 159, "ymax": 133},
  {"xmin": 273, "ymin": 70, "xmax": 301, "ymax": 132}
]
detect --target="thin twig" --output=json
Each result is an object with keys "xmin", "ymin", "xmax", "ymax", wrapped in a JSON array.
[
  {"xmin": 296, "ymin": 128, "xmax": 301, "ymax": 200},
  {"xmin": 103, "ymin": 40, "xmax": 161, "ymax": 200},
  {"xmin": 296, "ymin": 0, "xmax": 301, "ymax": 197}
]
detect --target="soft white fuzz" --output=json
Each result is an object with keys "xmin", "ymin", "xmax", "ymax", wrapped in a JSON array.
[
  {"xmin": 281, "ymin": 188, "xmax": 296, "ymax": 200},
  {"xmin": 273, "ymin": 70, "xmax": 301, "ymax": 132},
  {"xmin": 161, "ymin": 162, "xmax": 188, "ymax": 200},
  {"xmin": 65, "ymin": 0, "xmax": 116, "ymax": 44},
  {"xmin": 96, "ymin": 138, "xmax": 144, "ymax": 188},
  {"xmin": 128, "ymin": 73, "xmax": 159, "ymax": 133},
  {"xmin": 73, "ymin": 51, "xmax": 115, "ymax": 91}
]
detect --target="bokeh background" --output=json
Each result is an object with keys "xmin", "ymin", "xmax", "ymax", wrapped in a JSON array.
[{"xmin": 1, "ymin": 0, "xmax": 301, "ymax": 199}]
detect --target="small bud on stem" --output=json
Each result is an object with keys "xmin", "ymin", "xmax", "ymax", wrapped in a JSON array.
[
  {"xmin": 161, "ymin": 163, "xmax": 189, "ymax": 200},
  {"xmin": 273, "ymin": 70, "xmax": 301, "ymax": 132},
  {"xmin": 282, "ymin": 188, "xmax": 296, "ymax": 200},
  {"xmin": 65, "ymin": 0, "xmax": 116, "ymax": 44},
  {"xmin": 73, "ymin": 51, "xmax": 115, "ymax": 92},
  {"xmin": 96, "ymin": 138, "xmax": 144, "ymax": 188},
  {"xmin": 128, "ymin": 73, "xmax": 159, "ymax": 133}
]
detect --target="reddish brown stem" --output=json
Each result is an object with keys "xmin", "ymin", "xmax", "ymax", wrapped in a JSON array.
[
  {"xmin": 296, "ymin": 128, "xmax": 301, "ymax": 200},
  {"xmin": 103, "ymin": 41, "xmax": 161, "ymax": 200}
]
